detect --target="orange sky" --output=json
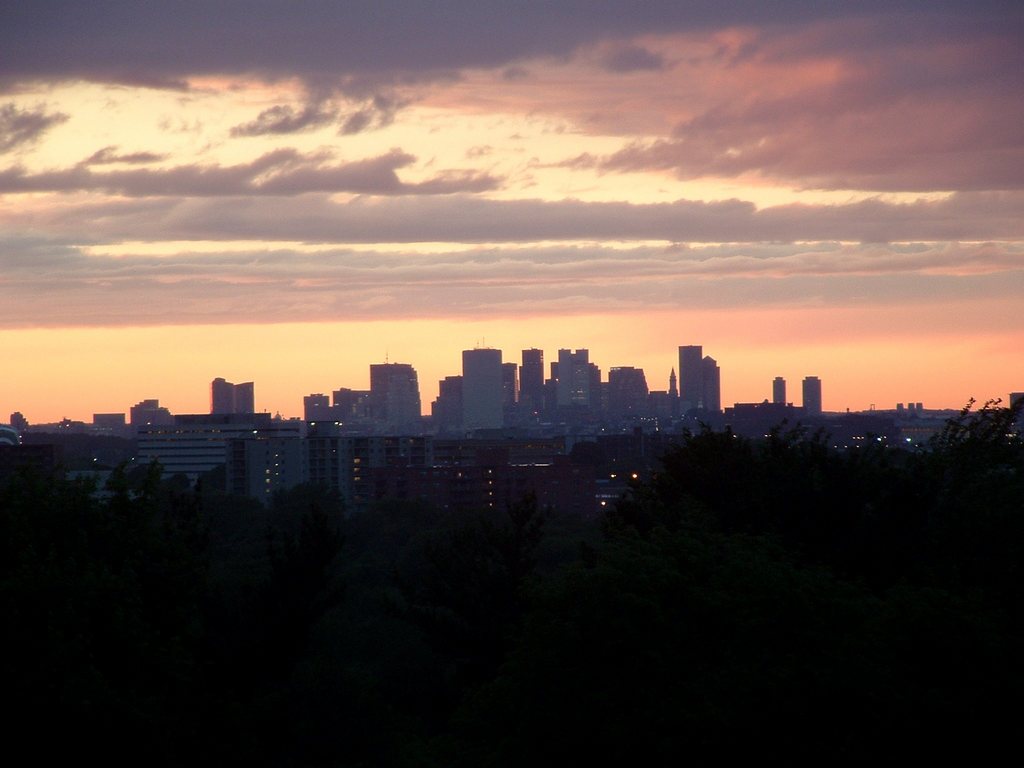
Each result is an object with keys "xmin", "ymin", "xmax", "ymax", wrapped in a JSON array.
[{"xmin": 3, "ymin": 308, "xmax": 1020, "ymax": 423}]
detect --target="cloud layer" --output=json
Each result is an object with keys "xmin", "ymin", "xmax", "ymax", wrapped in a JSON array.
[
  {"xmin": 0, "ymin": 0, "xmax": 1021, "ymax": 335},
  {"xmin": 0, "ymin": 149, "xmax": 499, "ymax": 196},
  {"xmin": 4, "ymin": 192, "xmax": 1022, "ymax": 245},
  {"xmin": 2, "ymin": 238, "xmax": 1020, "ymax": 328}
]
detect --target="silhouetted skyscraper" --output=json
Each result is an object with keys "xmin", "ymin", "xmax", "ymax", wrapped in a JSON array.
[
  {"xmin": 369, "ymin": 363, "xmax": 421, "ymax": 433},
  {"xmin": 520, "ymin": 349, "xmax": 544, "ymax": 413},
  {"xmin": 701, "ymin": 356, "xmax": 721, "ymax": 413},
  {"xmin": 462, "ymin": 349, "xmax": 503, "ymax": 430},
  {"xmin": 773, "ymin": 377, "xmax": 787, "ymax": 405},
  {"xmin": 803, "ymin": 376, "xmax": 822, "ymax": 416},
  {"xmin": 557, "ymin": 349, "xmax": 599, "ymax": 408},
  {"xmin": 608, "ymin": 367, "xmax": 649, "ymax": 419},
  {"xmin": 678, "ymin": 346, "xmax": 703, "ymax": 411},
  {"xmin": 432, "ymin": 375, "xmax": 463, "ymax": 433},
  {"xmin": 502, "ymin": 362, "xmax": 519, "ymax": 407}
]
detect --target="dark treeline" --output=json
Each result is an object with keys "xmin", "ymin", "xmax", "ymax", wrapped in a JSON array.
[{"xmin": 1, "ymin": 401, "xmax": 1021, "ymax": 765}]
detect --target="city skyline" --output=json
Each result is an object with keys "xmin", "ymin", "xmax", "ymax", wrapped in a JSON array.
[
  {"xmin": 5, "ymin": 336, "xmax": 1019, "ymax": 426},
  {"xmin": 1, "ymin": 3, "xmax": 1021, "ymax": 422}
]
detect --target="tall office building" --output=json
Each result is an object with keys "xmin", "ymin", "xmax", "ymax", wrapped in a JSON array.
[
  {"xmin": 462, "ymin": 348, "xmax": 503, "ymax": 430},
  {"xmin": 701, "ymin": 356, "xmax": 721, "ymax": 413},
  {"xmin": 607, "ymin": 367, "xmax": 649, "ymax": 419},
  {"xmin": 369, "ymin": 363, "xmax": 422, "ymax": 433},
  {"xmin": 502, "ymin": 362, "xmax": 519, "ymax": 407},
  {"xmin": 802, "ymin": 376, "xmax": 823, "ymax": 416},
  {"xmin": 678, "ymin": 345, "xmax": 703, "ymax": 411},
  {"xmin": 773, "ymin": 377, "xmax": 787, "ymax": 405},
  {"xmin": 211, "ymin": 377, "xmax": 255, "ymax": 414},
  {"xmin": 431, "ymin": 375, "xmax": 464, "ymax": 433},
  {"xmin": 556, "ymin": 349, "xmax": 600, "ymax": 408},
  {"xmin": 520, "ymin": 349, "xmax": 544, "ymax": 413}
]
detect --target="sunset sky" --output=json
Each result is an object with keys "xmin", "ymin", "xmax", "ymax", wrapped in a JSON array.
[{"xmin": 1, "ymin": 1, "xmax": 1022, "ymax": 422}]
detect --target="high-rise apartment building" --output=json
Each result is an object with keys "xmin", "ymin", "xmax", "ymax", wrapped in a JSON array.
[
  {"xmin": 773, "ymin": 377, "xmax": 787, "ymax": 405},
  {"xmin": 802, "ymin": 376, "xmax": 823, "ymax": 416},
  {"xmin": 303, "ymin": 393, "xmax": 331, "ymax": 421},
  {"xmin": 678, "ymin": 345, "xmax": 703, "ymax": 411},
  {"xmin": 211, "ymin": 378, "xmax": 234, "ymax": 414},
  {"xmin": 462, "ymin": 348, "xmax": 503, "ymax": 431},
  {"xmin": 211, "ymin": 377, "xmax": 255, "ymax": 414},
  {"xmin": 234, "ymin": 382, "xmax": 255, "ymax": 414}
]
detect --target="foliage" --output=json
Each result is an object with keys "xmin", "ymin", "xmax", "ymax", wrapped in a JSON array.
[{"xmin": 2, "ymin": 401, "xmax": 1021, "ymax": 764}]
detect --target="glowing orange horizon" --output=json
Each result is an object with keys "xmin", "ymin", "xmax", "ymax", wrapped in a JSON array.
[{"xmin": 3, "ymin": 308, "xmax": 1021, "ymax": 425}]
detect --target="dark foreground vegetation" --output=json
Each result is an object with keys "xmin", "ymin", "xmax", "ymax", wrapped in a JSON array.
[{"xmin": 2, "ymin": 402, "xmax": 1022, "ymax": 765}]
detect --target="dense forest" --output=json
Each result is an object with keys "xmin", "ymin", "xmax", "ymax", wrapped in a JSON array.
[{"xmin": 2, "ymin": 401, "xmax": 1021, "ymax": 766}]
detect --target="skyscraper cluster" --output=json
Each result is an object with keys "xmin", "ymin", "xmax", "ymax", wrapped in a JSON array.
[{"xmin": 297, "ymin": 345, "xmax": 724, "ymax": 435}]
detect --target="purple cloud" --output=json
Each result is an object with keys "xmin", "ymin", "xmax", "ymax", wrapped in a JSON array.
[
  {"xmin": 0, "ymin": 148, "xmax": 502, "ymax": 196},
  {"xmin": 230, "ymin": 102, "xmax": 337, "ymax": 137},
  {"xmin": 2, "ymin": 2, "xmax": 1016, "ymax": 91},
  {"xmin": 0, "ymin": 103, "xmax": 68, "ymax": 152},
  {"xmin": 84, "ymin": 146, "xmax": 166, "ymax": 164}
]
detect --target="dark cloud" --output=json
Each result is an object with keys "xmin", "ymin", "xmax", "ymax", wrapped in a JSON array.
[
  {"xmin": 599, "ymin": 45, "xmax": 667, "ymax": 72},
  {"xmin": 590, "ymin": 17, "xmax": 1024, "ymax": 192},
  {"xmin": 2, "ymin": 2, "xmax": 1015, "ymax": 90},
  {"xmin": 338, "ymin": 93, "xmax": 406, "ymax": 135},
  {"xmin": 0, "ymin": 103, "xmax": 68, "ymax": 152},
  {"xmin": 230, "ymin": 102, "xmax": 337, "ymax": 137},
  {"xmin": 84, "ymin": 146, "xmax": 166, "ymax": 164},
  {"xmin": 0, "ymin": 148, "xmax": 502, "ymax": 196}
]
